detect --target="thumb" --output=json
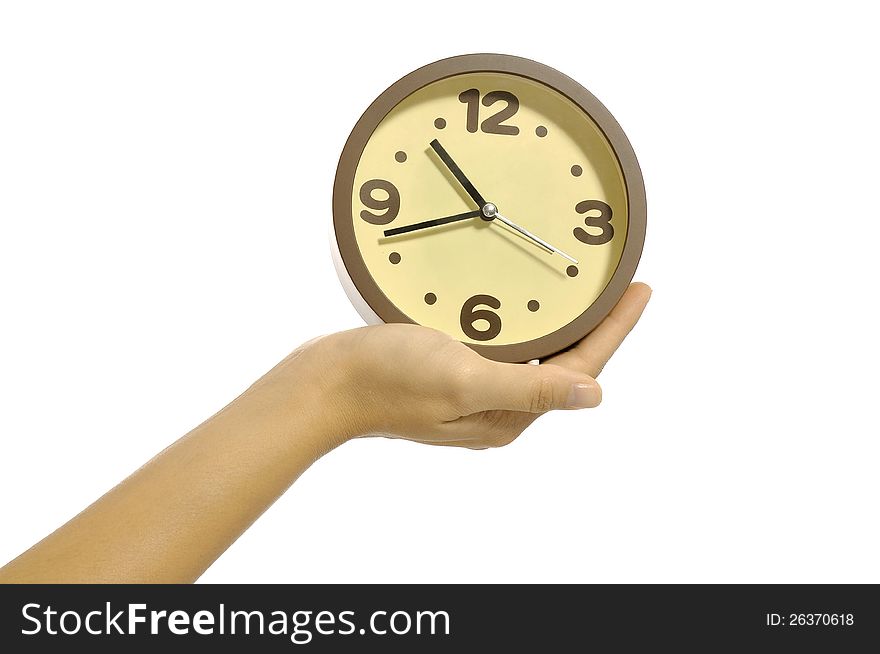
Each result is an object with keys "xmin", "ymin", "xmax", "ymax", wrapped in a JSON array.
[{"xmin": 469, "ymin": 362, "xmax": 602, "ymax": 414}]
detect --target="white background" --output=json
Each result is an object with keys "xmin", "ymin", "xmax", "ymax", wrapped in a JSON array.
[{"xmin": 1, "ymin": 1, "xmax": 877, "ymax": 583}]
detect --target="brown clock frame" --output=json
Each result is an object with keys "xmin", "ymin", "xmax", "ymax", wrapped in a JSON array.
[{"xmin": 332, "ymin": 53, "xmax": 647, "ymax": 363}]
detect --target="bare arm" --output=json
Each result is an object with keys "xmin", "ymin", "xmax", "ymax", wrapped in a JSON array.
[
  {"xmin": 0, "ymin": 283, "xmax": 650, "ymax": 583},
  {"xmin": 0, "ymin": 347, "xmax": 344, "ymax": 583}
]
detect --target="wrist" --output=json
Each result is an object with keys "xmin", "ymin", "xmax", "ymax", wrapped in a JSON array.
[
  {"xmin": 258, "ymin": 334, "xmax": 369, "ymax": 453},
  {"xmin": 306, "ymin": 341, "xmax": 367, "ymax": 448}
]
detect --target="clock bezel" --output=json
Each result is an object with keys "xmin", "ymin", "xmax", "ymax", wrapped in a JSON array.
[{"xmin": 332, "ymin": 53, "xmax": 647, "ymax": 363}]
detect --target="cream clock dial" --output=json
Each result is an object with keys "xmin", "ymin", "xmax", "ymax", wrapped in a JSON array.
[{"xmin": 333, "ymin": 54, "xmax": 646, "ymax": 362}]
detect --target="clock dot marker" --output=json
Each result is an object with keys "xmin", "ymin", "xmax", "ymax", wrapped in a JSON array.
[
  {"xmin": 394, "ymin": 151, "xmax": 407, "ymax": 163},
  {"xmin": 535, "ymin": 125, "xmax": 548, "ymax": 137},
  {"xmin": 566, "ymin": 265, "xmax": 579, "ymax": 278},
  {"xmin": 388, "ymin": 252, "xmax": 401, "ymax": 264},
  {"xmin": 434, "ymin": 117, "xmax": 446, "ymax": 129},
  {"xmin": 424, "ymin": 292, "xmax": 437, "ymax": 305},
  {"xmin": 527, "ymin": 300, "xmax": 540, "ymax": 312},
  {"xmin": 570, "ymin": 164, "xmax": 583, "ymax": 177}
]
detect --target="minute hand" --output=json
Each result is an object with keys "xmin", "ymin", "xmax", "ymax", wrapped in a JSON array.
[
  {"xmin": 492, "ymin": 210, "xmax": 579, "ymax": 264},
  {"xmin": 383, "ymin": 210, "xmax": 482, "ymax": 237}
]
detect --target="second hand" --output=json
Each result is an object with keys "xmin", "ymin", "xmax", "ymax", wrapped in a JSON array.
[{"xmin": 482, "ymin": 203, "xmax": 578, "ymax": 265}]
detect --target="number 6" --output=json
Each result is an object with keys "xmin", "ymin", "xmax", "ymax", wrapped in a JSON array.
[{"xmin": 460, "ymin": 294, "xmax": 502, "ymax": 341}]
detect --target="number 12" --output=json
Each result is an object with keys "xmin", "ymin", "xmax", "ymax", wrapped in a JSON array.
[{"xmin": 458, "ymin": 89, "xmax": 520, "ymax": 136}]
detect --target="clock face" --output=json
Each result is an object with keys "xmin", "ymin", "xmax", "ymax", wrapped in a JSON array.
[{"xmin": 333, "ymin": 55, "xmax": 645, "ymax": 362}]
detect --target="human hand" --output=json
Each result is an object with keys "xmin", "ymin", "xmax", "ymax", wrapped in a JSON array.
[
  {"xmin": 0, "ymin": 283, "xmax": 651, "ymax": 583},
  {"xmin": 275, "ymin": 283, "xmax": 651, "ymax": 450}
]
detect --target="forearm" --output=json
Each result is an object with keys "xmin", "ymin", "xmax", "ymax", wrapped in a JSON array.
[
  {"xmin": 0, "ymin": 353, "xmax": 352, "ymax": 583},
  {"xmin": 0, "ymin": 285, "xmax": 650, "ymax": 583}
]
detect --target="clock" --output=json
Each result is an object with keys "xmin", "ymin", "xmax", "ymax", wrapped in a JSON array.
[{"xmin": 332, "ymin": 54, "xmax": 646, "ymax": 363}]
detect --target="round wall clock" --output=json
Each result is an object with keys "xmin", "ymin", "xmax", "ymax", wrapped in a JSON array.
[{"xmin": 332, "ymin": 54, "xmax": 646, "ymax": 363}]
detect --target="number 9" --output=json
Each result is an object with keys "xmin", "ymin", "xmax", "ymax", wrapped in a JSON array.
[{"xmin": 359, "ymin": 179, "xmax": 400, "ymax": 225}]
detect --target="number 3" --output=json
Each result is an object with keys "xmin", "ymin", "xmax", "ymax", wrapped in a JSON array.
[{"xmin": 573, "ymin": 200, "xmax": 613, "ymax": 245}]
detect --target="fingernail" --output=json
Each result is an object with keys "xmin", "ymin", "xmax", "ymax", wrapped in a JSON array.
[{"xmin": 566, "ymin": 382, "xmax": 601, "ymax": 409}]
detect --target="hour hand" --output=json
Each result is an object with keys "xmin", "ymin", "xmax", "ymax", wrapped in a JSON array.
[
  {"xmin": 429, "ymin": 139, "xmax": 487, "ymax": 209},
  {"xmin": 383, "ymin": 209, "xmax": 482, "ymax": 237}
]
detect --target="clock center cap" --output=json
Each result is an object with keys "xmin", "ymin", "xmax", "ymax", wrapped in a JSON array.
[{"xmin": 481, "ymin": 202, "xmax": 498, "ymax": 221}]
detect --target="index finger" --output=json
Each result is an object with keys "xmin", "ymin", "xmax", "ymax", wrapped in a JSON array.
[{"xmin": 545, "ymin": 282, "xmax": 652, "ymax": 377}]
